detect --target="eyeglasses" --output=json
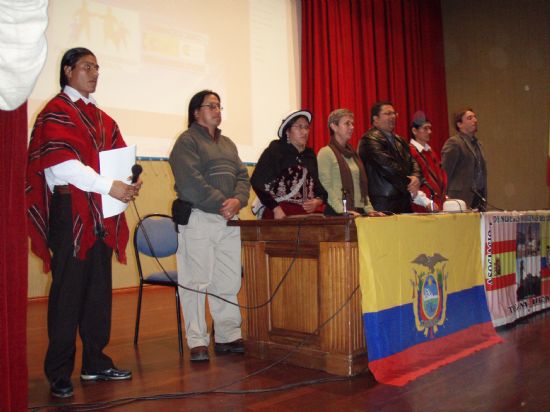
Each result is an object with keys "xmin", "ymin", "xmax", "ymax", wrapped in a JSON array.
[
  {"xmin": 76, "ymin": 62, "xmax": 100, "ymax": 73},
  {"xmin": 200, "ymin": 103, "xmax": 223, "ymax": 111},
  {"xmin": 291, "ymin": 124, "xmax": 310, "ymax": 131},
  {"xmin": 380, "ymin": 111, "xmax": 398, "ymax": 117}
]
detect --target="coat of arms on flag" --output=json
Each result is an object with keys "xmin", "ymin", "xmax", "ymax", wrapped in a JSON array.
[{"xmin": 411, "ymin": 253, "xmax": 448, "ymax": 337}]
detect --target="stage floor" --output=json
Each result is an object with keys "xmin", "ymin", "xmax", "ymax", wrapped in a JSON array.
[{"xmin": 28, "ymin": 287, "xmax": 550, "ymax": 411}]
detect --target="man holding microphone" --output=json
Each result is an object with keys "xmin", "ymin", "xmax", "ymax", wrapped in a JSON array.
[{"xmin": 26, "ymin": 47, "xmax": 141, "ymax": 398}]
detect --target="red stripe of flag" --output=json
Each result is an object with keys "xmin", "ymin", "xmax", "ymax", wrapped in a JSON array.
[
  {"xmin": 488, "ymin": 240, "xmax": 516, "ymax": 254},
  {"xmin": 368, "ymin": 322, "xmax": 503, "ymax": 386},
  {"xmin": 541, "ymin": 267, "xmax": 550, "ymax": 280},
  {"xmin": 485, "ymin": 273, "xmax": 516, "ymax": 291}
]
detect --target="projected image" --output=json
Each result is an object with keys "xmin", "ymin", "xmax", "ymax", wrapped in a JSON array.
[
  {"xmin": 28, "ymin": 0, "xmax": 298, "ymax": 160},
  {"xmin": 70, "ymin": 2, "xmax": 134, "ymax": 51}
]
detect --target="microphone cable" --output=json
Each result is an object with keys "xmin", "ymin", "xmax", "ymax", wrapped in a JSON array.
[
  {"xmin": 442, "ymin": 198, "xmax": 468, "ymax": 213},
  {"xmin": 131, "ymin": 200, "xmax": 313, "ymax": 310},
  {"xmin": 28, "ymin": 285, "xmax": 363, "ymax": 411},
  {"xmin": 470, "ymin": 187, "xmax": 505, "ymax": 212},
  {"xmin": 471, "ymin": 188, "xmax": 504, "ymax": 211},
  {"xmin": 28, "ymin": 175, "xmax": 370, "ymax": 411},
  {"xmin": 484, "ymin": 201, "xmax": 504, "ymax": 212}
]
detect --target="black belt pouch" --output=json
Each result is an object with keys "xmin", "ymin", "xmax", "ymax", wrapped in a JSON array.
[{"xmin": 171, "ymin": 199, "xmax": 193, "ymax": 226}]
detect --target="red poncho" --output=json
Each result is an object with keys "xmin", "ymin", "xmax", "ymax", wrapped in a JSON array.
[
  {"xmin": 409, "ymin": 143, "xmax": 448, "ymax": 211},
  {"xmin": 26, "ymin": 93, "xmax": 129, "ymax": 272}
]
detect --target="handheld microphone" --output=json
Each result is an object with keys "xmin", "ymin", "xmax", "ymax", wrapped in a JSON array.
[
  {"xmin": 131, "ymin": 164, "xmax": 143, "ymax": 184},
  {"xmin": 471, "ymin": 188, "xmax": 487, "ymax": 204},
  {"xmin": 471, "ymin": 188, "xmax": 503, "ymax": 211},
  {"xmin": 341, "ymin": 188, "xmax": 348, "ymax": 215}
]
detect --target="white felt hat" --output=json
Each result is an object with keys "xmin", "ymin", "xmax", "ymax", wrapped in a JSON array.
[{"xmin": 277, "ymin": 110, "xmax": 312, "ymax": 138}]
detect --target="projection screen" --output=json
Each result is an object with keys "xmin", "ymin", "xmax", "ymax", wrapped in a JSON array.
[{"xmin": 27, "ymin": 0, "xmax": 300, "ymax": 162}]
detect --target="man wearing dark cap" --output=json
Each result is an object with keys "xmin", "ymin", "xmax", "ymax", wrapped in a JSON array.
[
  {"xmin": 441, "ymin": 108, "xmax": 487, "ymax": 210},
  {"xmin": 358, "ymin": 101, "xmax": 421, "ymax": 213},
  {"xmin": 409, "ymin": 113, "xmax": 448, "ymax": 211}
]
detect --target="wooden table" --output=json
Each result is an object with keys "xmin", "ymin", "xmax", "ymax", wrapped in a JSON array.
[{"xmin": 230, "ymin": 216, "xmax": 367, "ymax": 376}]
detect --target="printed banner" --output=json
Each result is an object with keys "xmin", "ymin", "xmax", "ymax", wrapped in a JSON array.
[
  {"xmin": 356, "ymin": 213, "xmax": 502, "ymax": 386},
  {"xmin": 482, "ymin": 211, "xmax": 550, "ymax": 326}
]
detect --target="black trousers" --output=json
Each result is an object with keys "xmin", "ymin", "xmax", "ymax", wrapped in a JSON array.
[
  {"xmin": 370, "ymin": 194, "xmax": 412, "ymax": 214},
  {"xmin": 44, "ymin": 191, "xmax": 114, "ymax": 381}
]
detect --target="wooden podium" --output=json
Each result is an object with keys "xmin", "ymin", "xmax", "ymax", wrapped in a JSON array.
[{"xmin": 230, "ymin": 216, "xmax": 367, "ymax": 376}]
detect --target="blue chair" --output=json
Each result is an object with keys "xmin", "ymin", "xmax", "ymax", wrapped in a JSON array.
[{"xmin": 133, "ymin": 213, "xmax": 183, "ymax": 356}]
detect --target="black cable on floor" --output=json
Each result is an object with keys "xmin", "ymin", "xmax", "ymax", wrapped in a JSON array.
[{"xmin": 29, "ymin": 285, "xmax": 362, "ymax": 411}]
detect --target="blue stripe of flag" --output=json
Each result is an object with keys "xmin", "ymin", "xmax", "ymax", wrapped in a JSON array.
[{"xmin": 363, "ymin": 285, "xmax": 492, "ymax": 361}]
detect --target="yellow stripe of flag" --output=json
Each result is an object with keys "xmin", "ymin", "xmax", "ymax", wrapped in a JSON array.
[
  {"xmin": 356, "ymin": 213, "xmax": 482, "ymax": 313},
  {"xmin": 490, "ymin": 251, "xmax": 516, "ymax": 277}
]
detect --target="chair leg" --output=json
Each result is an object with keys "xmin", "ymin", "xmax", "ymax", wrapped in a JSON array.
[
  {"xmin": 174, "ymin": 286, "xmax": 184, "ymax": 357},
  {"xmin": 134, "ymin": 283, "xmax": 144, "ymax": 346}
]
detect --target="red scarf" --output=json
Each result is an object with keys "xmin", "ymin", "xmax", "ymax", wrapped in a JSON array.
[
  {"xmin": 409, "ymin": 142, "xmax": 448, "ymax": 210},
  {"xmin": 26, "ymin": 93, "xmax": 129, "ymax": 272}
]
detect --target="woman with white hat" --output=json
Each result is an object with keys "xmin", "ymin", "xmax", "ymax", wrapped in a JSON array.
[{"xmin": 251, "ymin": 110, "xmax": 327, "ymax": 219}]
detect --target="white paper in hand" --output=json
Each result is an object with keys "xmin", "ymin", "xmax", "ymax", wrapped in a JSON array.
[{"xmin": 99, "ymin": 145, "xmax": 136, "ymax": 218}]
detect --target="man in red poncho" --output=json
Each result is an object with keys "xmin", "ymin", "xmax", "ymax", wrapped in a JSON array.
[
  {"xmin": 26, "ymin": 47, "xmax": 141, "ymax": 399},
  {"xmin": 409, "ymin": 113, "xmax": 448, "ymax": 211}
]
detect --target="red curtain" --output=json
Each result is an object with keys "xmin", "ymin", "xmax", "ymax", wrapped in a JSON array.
[
  {"xmin": 301, "ymin": 0, "xmax": 449, "ymax": 154},
  {"xmin": 0, "ymin": 104, "xmax": 29, "ymax": 411}
]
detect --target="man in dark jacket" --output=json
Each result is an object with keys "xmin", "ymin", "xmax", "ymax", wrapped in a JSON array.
[
  {"xmin": 358, "ymin": 101, "xmax": 421, "ymax": 213},
  {"xmin": 441, "ymin": 107, "xmax": 487, "ymax": 210}
]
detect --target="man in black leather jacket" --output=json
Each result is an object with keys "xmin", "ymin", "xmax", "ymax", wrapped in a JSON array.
[{"xmin": 358, "ymin": 101, "xmax": 421, "ymax": 213}]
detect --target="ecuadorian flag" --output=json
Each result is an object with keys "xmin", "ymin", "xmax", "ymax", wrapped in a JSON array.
[{"xmin": 356, "ymin": 213, "xmax": 502, "ymax": 386}]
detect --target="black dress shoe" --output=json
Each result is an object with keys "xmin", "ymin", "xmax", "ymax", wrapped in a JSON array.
[
  {"xmin": 80, "ymin": 367, "xmax": 132, "ymax": 381},
  {"xmin": 50, "ymin": 377, "xmax": 73, "ymax": 398},
  {"xmin": 190, "ymin": 346, "xmax": 210, "ymax": 362},
  {"xmin": 214, "ymin": 338, "xmax": 245, "ymax": 354}
]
